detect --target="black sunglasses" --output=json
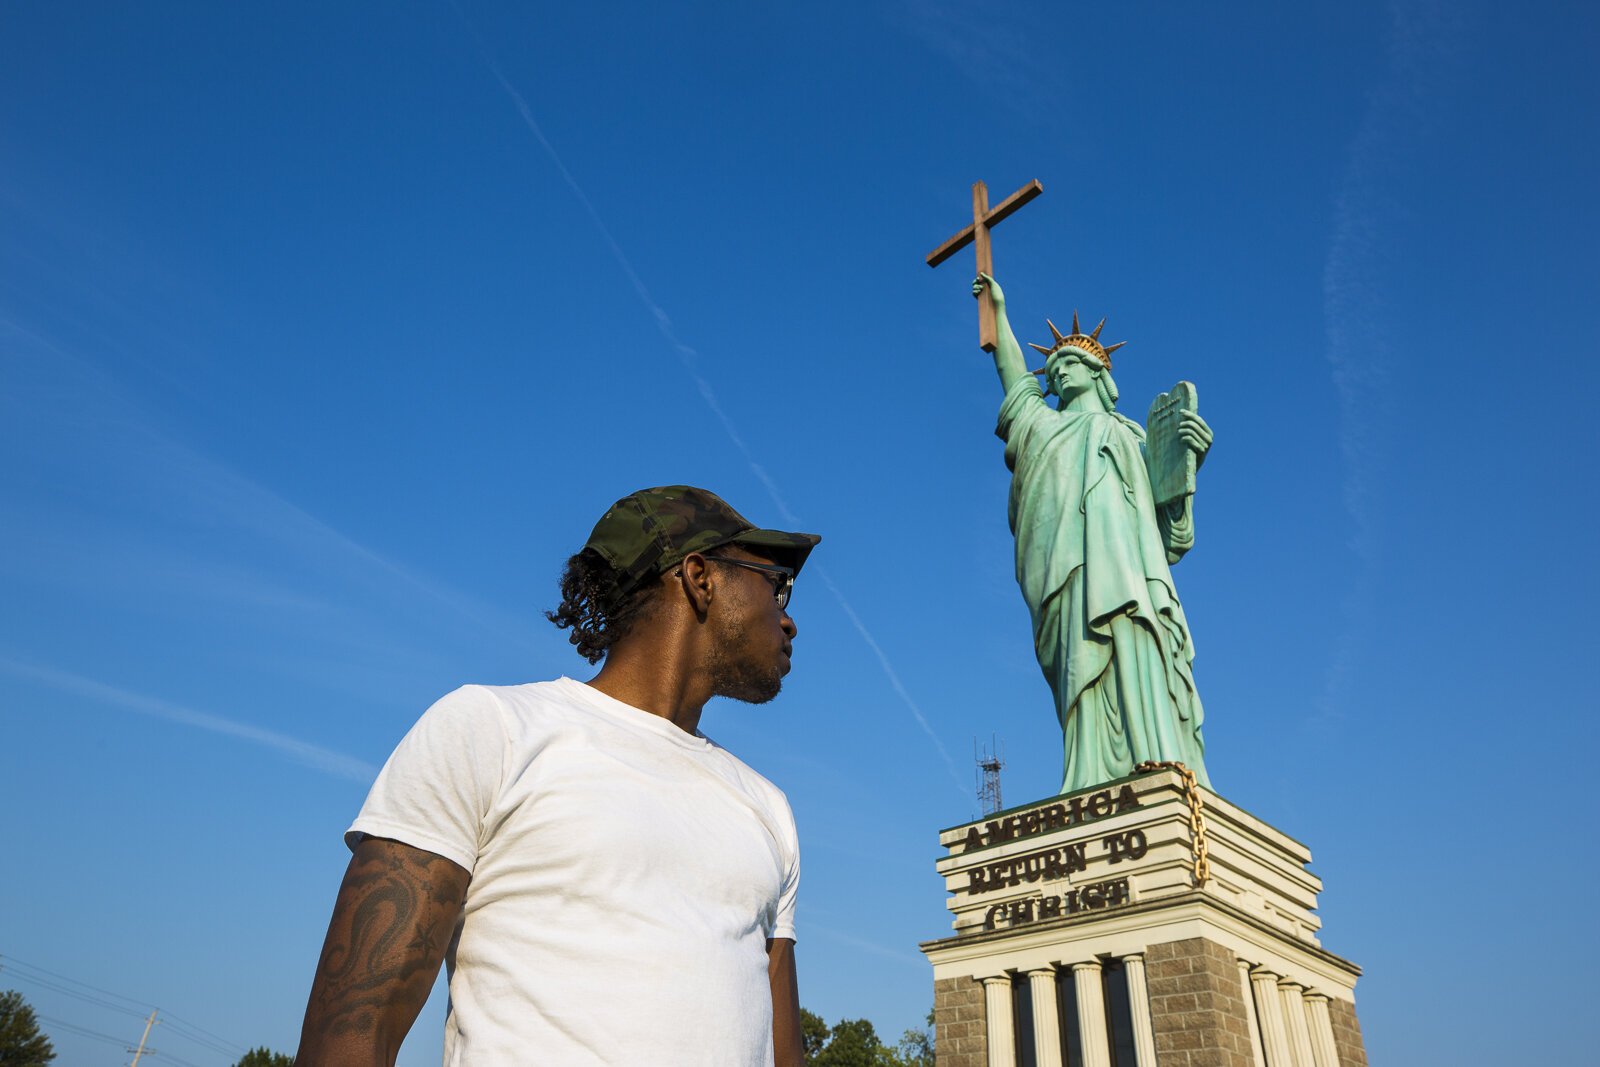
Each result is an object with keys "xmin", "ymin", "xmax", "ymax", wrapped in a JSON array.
[{"xmin": 701, "ymin": 555, "xmax": 796, "ymax": 611}]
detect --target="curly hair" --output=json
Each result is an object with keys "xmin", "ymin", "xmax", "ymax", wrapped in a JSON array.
[{"xmin": 545, "ymin": 548, "xmax": 663, "ymax": 664}]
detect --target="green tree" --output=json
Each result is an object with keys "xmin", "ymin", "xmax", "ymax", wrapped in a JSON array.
[
  {"xmin": 231, "ymin": 1048, "xmax": 293, "ymax": 1067},
  {"xmin": 0, "ymin": 990, "xmax": 55, "ymax": 1067},
  {"xmin": 800, "ymin": 1008, "xmax": 830, "ymax": 1060},
  {"xmin": 892, "ymin": 1008, "xmax": 935, "ymax": 1067},
  {"xmin": 812, "ymin": 1017, "xmax": 884, "ymax": 1067},
  {"xmin": 802, "ymin": 1008, "xmax": 937, "ymax": 1067}
]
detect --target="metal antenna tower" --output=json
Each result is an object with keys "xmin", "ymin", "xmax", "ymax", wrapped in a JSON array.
[{"xmin": 975, "ymin": 736, "xmax": 1005, "ymax": 816}]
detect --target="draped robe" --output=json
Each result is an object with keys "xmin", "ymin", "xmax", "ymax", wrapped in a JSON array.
[{"xmin": 998, "ymin": 377, "xmax": 1210, "ymax": 793}]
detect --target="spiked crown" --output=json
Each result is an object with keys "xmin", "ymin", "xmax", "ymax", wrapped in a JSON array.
[{"xmin": 1027, "ymin": 311, "xmax": 1127, "ymax": 374}]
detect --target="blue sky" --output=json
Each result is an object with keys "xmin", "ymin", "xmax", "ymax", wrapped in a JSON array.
[{"xmin": 2, "ymin": 2, "xmax": 1596, "ymax": 1064}]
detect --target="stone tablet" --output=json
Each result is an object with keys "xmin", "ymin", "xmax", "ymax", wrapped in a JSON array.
[{"xmin": 1146, "ymin": 381, "xmax": 1199, "ymax": 507}]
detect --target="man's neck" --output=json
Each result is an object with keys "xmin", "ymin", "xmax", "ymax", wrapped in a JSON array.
[{"xmin": 584, "ymin": 647, "xmax": 709, "ymax": 735}]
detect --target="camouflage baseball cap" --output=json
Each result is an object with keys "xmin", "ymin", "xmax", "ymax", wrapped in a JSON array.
[{"xmin": 584, "ymin": 485, "xmax": 821, "ymax": 600}]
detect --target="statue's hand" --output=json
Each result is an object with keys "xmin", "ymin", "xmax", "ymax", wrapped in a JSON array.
[
  {"xmin": 1179, "ymin": 411, "xmax": 1213, "ymax": 469},
  {"xmin": 972, "ymin": 272, "xmax": 1006, "ymax": 311}
]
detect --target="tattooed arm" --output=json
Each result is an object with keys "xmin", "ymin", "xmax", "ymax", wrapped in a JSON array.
[{"xmin": 295, "ymin": 836, "xmax": 470, "ymax": 1067}]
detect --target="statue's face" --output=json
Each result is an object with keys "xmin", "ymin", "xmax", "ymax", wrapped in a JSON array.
[{"xmin": 1050, "ymin": 351, "xmax": 1099, "ymax": 401}]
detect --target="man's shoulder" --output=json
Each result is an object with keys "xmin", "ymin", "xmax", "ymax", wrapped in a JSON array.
[
  {"xmin": 453, "ymin": 676, "xmax": 573, "ymax": 704},
  {"xmin": 438, "ymin": 677, "xmax": 596, "ymax": 725},
  {"xmin": 414, "ymin": 677, "xmax": 587, "ymax": 733},
  {"xmin": 700, "ymin": 738, "xmax": 795, "ymax": 821}
]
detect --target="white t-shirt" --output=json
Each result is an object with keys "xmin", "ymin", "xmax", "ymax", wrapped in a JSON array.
[{"xmin": 347, "ymin": 677, "xmax": 800, "ymax": 1066}]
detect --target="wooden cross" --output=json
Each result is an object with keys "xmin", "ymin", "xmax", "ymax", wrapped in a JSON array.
[{"xmin": 926, "ymin": 179, "xmax": 1044, "ymax": 352}]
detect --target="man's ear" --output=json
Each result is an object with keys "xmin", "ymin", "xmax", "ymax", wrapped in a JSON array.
[{"xmin": 676, "ymin": 553, "xmax": 715, "ymax": 618}]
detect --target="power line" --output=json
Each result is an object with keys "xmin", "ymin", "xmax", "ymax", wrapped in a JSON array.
[
  {"xmin": 1, "ymin": 954, "xmax": 154, "ymax": 1010},
  {"xmin": 2, "ymin": 952, "xmax": 245, "ymax": 1059},
  {"xmin": 36, "ymin": 1013, "xmax": 138, "ymax": 1049},
  {"xmin": 156, "ymin": 1022, "xmax": 240, "ymax": 1058},
  {"xmin": 148, "ymin": 1051, "xmax": 208, "ymax": 1067},
  {"xmin": 2, "ymin": 967, "xmax": 154, "ymax": 1021},
  {"xmin": 158, "ymin": 1012, "xmax": 246, "ymax": 1056},
  {"xmin": 39, "ymin": 1008, "xmax": 223, "ymax": 1067}
]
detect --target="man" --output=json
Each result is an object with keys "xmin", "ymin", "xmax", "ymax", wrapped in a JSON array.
[{"xmin": 295, "ymin": 485, "xmax": 820, "ymax": 1066}]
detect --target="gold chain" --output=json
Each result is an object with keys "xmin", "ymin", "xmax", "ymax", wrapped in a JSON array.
[{"xmin": 1134, "ymin": 760, "xmax": 1210, "ymax": 887}]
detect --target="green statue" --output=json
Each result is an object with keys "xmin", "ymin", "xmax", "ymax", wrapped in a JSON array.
[{"xmin": 973, "ymin": 273, "xmax": 1214, "ymax": 793}]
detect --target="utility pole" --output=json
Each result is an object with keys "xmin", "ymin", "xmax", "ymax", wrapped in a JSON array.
[{"xmin": 128, "ymin": 1009, "xmax": 158, "ymax": 1067}]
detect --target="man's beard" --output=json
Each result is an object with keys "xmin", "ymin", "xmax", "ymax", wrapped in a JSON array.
[{"xmin": 705, "ymin": 616, "xmax": 783, "ymax": 705}]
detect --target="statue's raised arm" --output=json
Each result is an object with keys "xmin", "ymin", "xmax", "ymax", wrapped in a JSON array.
[{"xmin": 973, "ymin": 273, "xmax": 1032, "ymax": 395}]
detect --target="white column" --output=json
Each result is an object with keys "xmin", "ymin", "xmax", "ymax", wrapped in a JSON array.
[
  {"xmin": 1121, "ymin": 953, "xmax": 1158, "ymax": 1067},
  {"xmin": 1071, "ymin": 961, "xmax": 1112, "ymax": 1067},
  {"xmin": 1026, "ymin": 969, "xmax": 1063, "ymax": 1067},
  {"xmin": 1237, "ymin": 959, "xmax": 1267, "ymax": 1067},
  {"xmin": 1303, "ymin": 994, "xmax": 1341, "ymax": 1067},
  {"xmin": 1248, "ymin": 966, "xmax": 1295, "ymax": 1067},
  {"xmin": 1277, "ymin": 980, "xmax": 1315, "ymax": 1067},
  {"xmin": 982, "ymin": 975, "xmax": 1017, "ymax": 1067}
]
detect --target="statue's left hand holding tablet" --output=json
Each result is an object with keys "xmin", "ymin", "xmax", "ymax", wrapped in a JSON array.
[{"xmin": 1178, "ymin": 410, "xmax": 1213, "ymax": 468}]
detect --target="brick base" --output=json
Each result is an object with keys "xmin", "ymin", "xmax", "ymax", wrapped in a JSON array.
[
  {"xmin": 1145, "ymin": 937, "xmax": 1257, "ymax": 1067},
  {"xmin": 930, "ymin": 942, "xmax": 1366, "ymax": 1067},
  {"xmin": 1327, "ymin": 996, "xmax": 1368, "ymax": 1067},
  {"xmin": 933, "ymin": 975, "xmax": 988, "ymax": 1067}
]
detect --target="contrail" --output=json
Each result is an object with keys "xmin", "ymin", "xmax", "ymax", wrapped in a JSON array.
[
  {"xmin": 465, "ymin": 39, "xmax": 968, "ymax": 797},
  {"xmin": 0, "ymin": 657, "xmax": 379, "ymax": 782},
  {"xmin": 476, "ymin": 57, "xmax": 789, "ymax": 492},
  {"xmin": 814, "ymin": 567, "xmax": 964, "ymax": 790},
  {"xmin": 1318, "ymin": 0, "xmax": 1465, "ymax": 719},
  {"xmin": 806, "ymin": 921, "xmax": 929, "ymax": 967},
  {"xmin": 0, "ymin": 315, "xmax": 536, "ymax": 654}
]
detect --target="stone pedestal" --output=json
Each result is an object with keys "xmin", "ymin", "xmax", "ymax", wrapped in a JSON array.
[{"xmin": 921, "ymin": 768, "xmax": 1367, "ymax": 1067}]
